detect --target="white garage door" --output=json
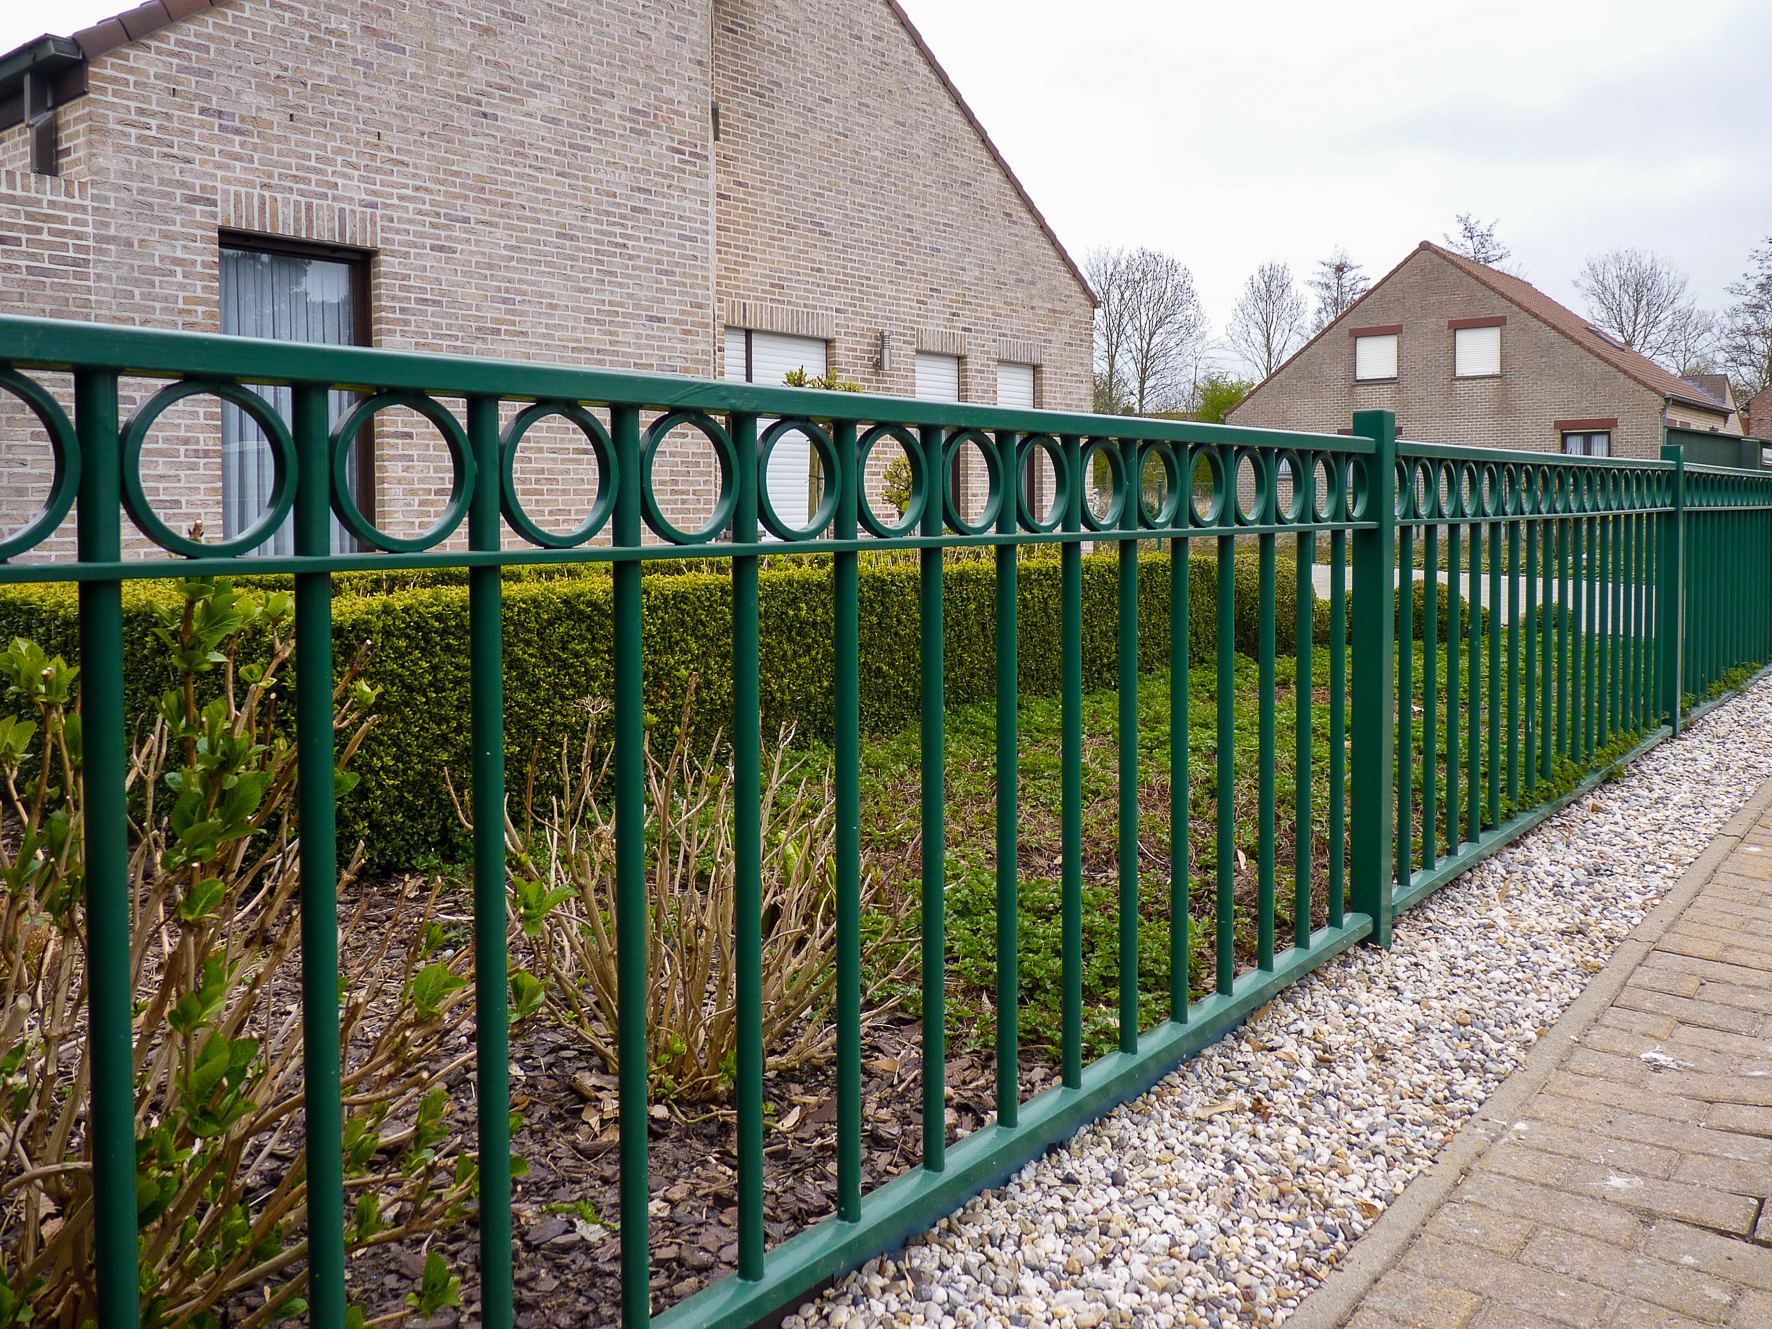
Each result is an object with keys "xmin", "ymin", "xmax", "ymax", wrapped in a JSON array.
[
  {"xmin": 722, "ymin": 328, "xmax": 827, "ymax": 531},
  {"xmin": 997, "ymin": 362, "xmax": 1035, "ymax": 410}
]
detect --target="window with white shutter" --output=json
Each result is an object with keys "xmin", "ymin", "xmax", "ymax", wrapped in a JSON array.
[
  {"xmin": 1454, "ymin": 325, "xmax": 1501, "ymax": 378},
  {"xmin": 721, "ymin": 328, "xmax": 827, "ymax": 531},
  {"xmin": 1354, "ymin": 334, "xmax": 1398, "ymax": 381},
  {"xmin": 915, "ymin": 352, "xmax": 961, "ymax": 402},
  {"xmin": 996, "ymin": 361, "xmax": 1035, "ymax": 410}
]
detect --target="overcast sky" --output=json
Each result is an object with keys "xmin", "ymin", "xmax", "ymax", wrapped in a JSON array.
[
  {"xmin": 11, "ymin": 0, "xmax": 1768, "ymax": 368},
  {"xmin": 896, "ymin": 0, "xmax": 1771, "ymax": 365}
]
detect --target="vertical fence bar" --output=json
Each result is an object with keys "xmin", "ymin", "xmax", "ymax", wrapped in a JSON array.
[
  {"xmin": 998, "ymin": 429, "xmax": 1025, "ymax": 1112},
  {"xmin": 729, "ymin": 411, "xmax": 765, "ymax": 1278},
  {"xmin": 1422, "ymin": 518, "xmax": 1439, "ymax": 869},
  {"xmin": 1396, "ymin": 508, "xmax": 1414, "ymax": 895},
  {"xmin": 467, "ymin": 395, "xmax": 513, "ymax": 1329},
  {"xmin": 1579, "ymin": 513, "xmax": 1593, "ymax": 764},
  {"xmin": 1329, "ymin": 526, "xmax": 1346, "ymax": 929},
  {"xmin": 1506, "ymin": 512, "xmax": 1519, "ymax": 812},
  {"xmin": 1446, "ymin": 515, "xmax": 1461, "ymax": 852},
  {"xmin": 1597, "ymin": 510, "xmax": 1611, "ymax": 749},
  {"xmin": 1294, "ymin": 526, "xmax": 1313, "ymax": 949},
  {"xmin": 77, "ymin": 370, "xmax": 139, "ymax": 1329},
  {"xmin": 1466, "ymin": 514, "xmax": 1481, "ymax": 844},
  {"xmin": 1060, "ymin": 434, "xmax": 1082, "ymax": 1083},
  {"xmin": 1524, "ymin": 514, "xmax": 1538, "ymax": 796},
  {"xmin": 1487, "ymin": 514, "xmax": 1501, "ymax": 831},
  {"xmin": 835, "ymin": 420, "xmax": 864, "ymax": 1207},
  {"xmin": 609, "ymin": 403, "xmax": 649, "ymax": 1329},
  {"xmin": 1257, "ymin": 519, "xmax": 1276, "ymax": 971},
  {"xmin": 1541, "ymin": 514, "xmax": 1554, "ymax": 783},
  {"xmin": 293, "ymin": 381, "xmax": 345, "ymax": 1329},
  {"xmin": 1350, "ymin": 411, "xmax": 1396, "ymax": 944},
  {"xmin": 1216, "ymin": 532, "xmax": 1236, "ymax": 990},
  {"xmin": 1173, "ymin": 521, "xmax": 1192, "ymax": 1015},
  {"xmin": 1557, "ymin": 513, "xmax": 1570, "ymax": 759},
  {"xmin": 920, "ymin": 425, "xmax": 951, "ymax": 1153}
]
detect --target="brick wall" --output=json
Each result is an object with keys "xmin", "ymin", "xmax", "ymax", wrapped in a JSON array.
[
  {"xmin": 1, "ymin": 0, "xmax": 717, "ymax": 558},
  {"xmin": 1, "ymin": 0, "xmax": 1095, "ymax": 560},
  {"xmin": 1229, "ymin": 248, "xmax": 1670, "ymax": 460}
]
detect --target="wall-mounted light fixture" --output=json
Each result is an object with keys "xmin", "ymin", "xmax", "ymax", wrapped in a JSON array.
[{"xmin": 876, "ymin": 330, "xmax": 891, "ymax": 372}]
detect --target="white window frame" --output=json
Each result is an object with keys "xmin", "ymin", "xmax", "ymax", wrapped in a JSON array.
[
  {"xmin": 1354, "ymin": 333, "xmax": 1399, "ymax": 382},
  {"xmin": 1561, "ymin": 431, "xmax": 1611, "ymax": 457},
  {"xmin": 1453, "ymin": 325, "xmax": 1502, "ymax": 378}
]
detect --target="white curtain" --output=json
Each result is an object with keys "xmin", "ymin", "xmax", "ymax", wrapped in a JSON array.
[{"xmin": 220, "ymin": 248, "xmax": 359, "ymax": 554}]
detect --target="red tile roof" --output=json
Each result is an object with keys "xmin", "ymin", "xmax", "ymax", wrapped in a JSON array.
[{"xmin": 1423, "ymin": 242, "xmax": 1726, "ymax": 416}]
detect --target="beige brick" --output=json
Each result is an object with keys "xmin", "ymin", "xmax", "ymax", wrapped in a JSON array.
[
  {"xmin": 1531, "ymin": 1095, "xmax": 1772, "ymax": 1164},
  {"xmin": 1729, "ymin": 1288, "xmax": 1772, "ymax": 1326},
  {"xmin": 1460, "ymin": 1172, "xmax": 1649, "ymax": 1248},
  {"xmin": 1707, "ymin": 1102, "xmax": 1772, "ymax": 1137},
  {"xmin": 1544, "ymin": 1070, "xmax": 1712, "ymax": 1124},
  {"xmin": 1614, "ymin": 988, "xmax": 1764, "ymax": 1037},
  {"xmin": 1364, "ymin": 1269, "xmax": 1483, "ymax": 1327},
  {"xmin": 1645, "ymin": 1220, "xmax": 1772, "ymax": 1292},
  {"xmin": 1402, "ymin": 1236, "xmax": 1609, "ymax": 1326},
  {"xmin": 1596, "ymin": 1007, "xmax": 1679, "ymax": 1040},
  {"xmin": 1672, "ymin": 1152, "xmax": 1772, "ymax": 1197},
  {"xmin": 1505, "ymin": 1118, "xmax": 1678, "ymax": 1179},
  {"xmin": 1603, "ymin": 1296, "xmax": 1733, "ymax": 1328},
  {"xmin": 1423, "ymin": 1200, "xmax": 1537, "ymax": 1256},
  {"xmin": 1522, "ymin": 1227, "xmax": 1740, "ymax": 1321},
  {"xmin": 1557, "ymin": 1160, "xmax": 1759, "ymax": 1234}
]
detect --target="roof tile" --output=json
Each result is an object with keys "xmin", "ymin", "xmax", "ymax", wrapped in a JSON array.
[
  {"xmin": 1424, "ymin": 242, "xmax": 1725, "ymax": 415},
  {"xmin": 117, "ymin": 2, "xmax": 172, "ymax": 41},
  {"xmin": 73, "ymin": 18, "xmax": 130, "ymax": 58}
]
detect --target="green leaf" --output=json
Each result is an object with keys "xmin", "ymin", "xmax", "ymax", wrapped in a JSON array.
[
  {"xmin": 175, "ymin": 876, "xmax": 227, "ymax": 923},
  {"xmin": 508, "ymin": 969, "xmax": 546, "ymax": 1023},
  {"xmin": 404, "ymin": 1252, "xmax": 461, "ymax": 1319},
  {"xmin": 409, "ymin": 962, "xmax": 469, "ymax": 1020}
]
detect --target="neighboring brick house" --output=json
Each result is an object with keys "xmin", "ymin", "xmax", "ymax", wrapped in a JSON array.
[
  {"xmin": 0, "ymin": 0, "xmax": 1094, "ymax": 557},
  {"xmin": 1749, "ymin": 387, "xmax": 1772, "ymax": 443},
  {"xmin": 1227, "ymin": 241, "xmax": 1735, "ymax": 460}
]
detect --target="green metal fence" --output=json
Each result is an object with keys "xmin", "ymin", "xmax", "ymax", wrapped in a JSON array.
[{"xmin": 2, "ymin": 313, "xmax": 1771, "ymax": 1329}]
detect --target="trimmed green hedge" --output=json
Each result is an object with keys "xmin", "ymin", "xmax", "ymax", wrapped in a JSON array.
[{"xmin": 1, "ymin": 553, "xmax": 1316, "ymax": 870}]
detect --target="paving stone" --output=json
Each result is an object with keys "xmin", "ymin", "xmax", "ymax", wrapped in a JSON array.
[
  {"xmin": 1600, "ymin": 1295, "xmax": 1731, "ymax": 1328},
  {"xmin": 1730, "ymin": 1288, "xmax": 1772, "ymax": 1326},
  {"xmin": 1521, "ymin": 1227, "xmax": 1739, "ymax": 1322},
  {"xmin": 1671, "ymin": 1151, "xmax": 1772, "ymax": 1197},
  {"xmin": 1614, "ymin": 988, "xmax": 1765, "ymax": 1036},
  {"xmin": 1705, "ymin": 1102, "xmax": 1772, "ymax": 1137},
  {"xmin": 1459, "ymin": 1172, "xmax": 1649, "ymax": 1248},
  {"xmin": 1528, "ymin": 1097, "xmax": 1772, "ymax": 1165},
  {"xmin": 1361, "ymin": 1269, "xmax": 1482, "ymax": 1327},
  {"xmin": 1401, "ymin": 1236, "xmax": 1609, "ymax": 1326},
  {"xmin": 1645, "ymin": 1220, "xmax": 1772, "ymax": 1292},
  {"xmin": 1421, "ymin": 1200, "xmax": 1536, "ymax": 1257}
]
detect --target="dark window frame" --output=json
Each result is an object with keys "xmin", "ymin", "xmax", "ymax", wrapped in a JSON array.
[{"xmin": 218, "ymin": 228, "xmax": 376, "ymax": 526}]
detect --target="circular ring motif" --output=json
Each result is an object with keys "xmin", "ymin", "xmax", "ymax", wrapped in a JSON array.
[
  {"xmin": 330, "ymin": 392, "xmax": 474, "ymax": 553},
  {"xmin": 1346, "ymin": 456, "xmax": 1371, "ymax": 522},
  {"xmin": 858, "ymin": 423, "xmax": 927, "ymax": 538},
  {"xmin": 942, "ymin": 429, "xmax": 1004, "ymax": 535},
  {"xmin": 1190, "ymin": 445, "xmax": 1228, "ymax": 527},
  {"xmin": 500, "ymin": 401, "xmax": 617, "ymax": 549},
  {"xmin": 1481, "ymin": 463, "xmax": 1500, "ymax": 518},
  {"xmin": 1138, "ymin": 440, "xmax": 1184, "ymax": 529},
  {"xmin": 639, "ymin": 410, "xmax": 736, "ymax": 545},
  {"xmin": 1079, "ymin": 437, "xmax": 1126, "ymax": 532},
  {"xmin": 1312, "ymin": 453, "xmax": 1340, "ymax": 524},
  {"xmin": 757, "ymin": 418, "xmax": 839, "ymax": 542},
  {"xmin": 0, "ymin": 368, "xmax": 81, "ymax": 562},
  {"xmin": 1233, "ymin": 448, "xmax": 1270, "ymax": 525},
  {"xmin": 121, "ymin": 379, "xmax": 296, "ymax": 558},
  {"xmin": 1017, "ymin": 434, "xmax": 1070, "ymax": 534}
]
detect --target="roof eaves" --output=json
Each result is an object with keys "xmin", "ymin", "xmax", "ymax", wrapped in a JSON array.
[
  {"xmin": 0, "ymin": 35, "xmax": 83, "ymax": 97},
  {"xmin": 1422, "ymin": 242, "xmax": 1729, "ymax": 420},
  {"xmin": 882, "ymin": 0, "xmax": 1098, "ymax": 309}
]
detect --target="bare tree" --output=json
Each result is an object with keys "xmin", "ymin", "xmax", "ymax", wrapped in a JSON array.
[
  {"xmin": 1443, "ymin": 213, "xmax": 1512, "ymax": 268},
  {"xmin": 1087, "ymin": 246, "xmax": 1209, "ymax": 414},
  {"xmin": 1575, "ymin": 248, "xmax": 1707, "ymax": 366},
  {"xmin": 1227, "ymin": 261, "xmax": 1307, "ymax": 381},
  {"xmin": 1664, "ymin": 306, "xmax": 1719, "ymax": 378},
  {"xmin": 1307, "ymin": 247, "xmax": 1369, "ymax": 333},
  {"xmin": 1721, "ymin": 236, "xmax": 1772, "ymax": 399},
  {"xmin": 1086, "ymin": 247, "xmax": 1133, "ymax": 413}
]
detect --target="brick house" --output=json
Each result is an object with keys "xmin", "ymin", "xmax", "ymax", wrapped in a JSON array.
[
  {"xmin": 1749, "ymin": 387, "xmax": 1772, "ymax": 443},
  {"xmin": 1227, "ymin": 241, "xmax": 1736, "ymax": 459},
  {"xmin": 0, "ymin": 0, "xmax": 1094, "ymax": 556}
]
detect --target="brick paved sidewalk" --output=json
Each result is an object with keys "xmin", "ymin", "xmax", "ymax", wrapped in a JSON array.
[{"xmin": 1292, "ymin": 788, "xmax": 1772, "ymax": 1329}]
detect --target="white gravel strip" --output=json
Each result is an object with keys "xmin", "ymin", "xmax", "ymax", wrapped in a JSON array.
[{"xmin": 788, "ymin": 672, "xmax": 1772, "ymax": 1329}]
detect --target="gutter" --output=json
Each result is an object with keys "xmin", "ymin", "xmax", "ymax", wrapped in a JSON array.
[{"xmin": 0, "ymin": 35, "xmax": 85, "ymax": 173}]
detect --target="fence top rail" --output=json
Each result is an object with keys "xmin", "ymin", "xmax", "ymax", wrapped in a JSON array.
[
  {"xmin": 1398, "ymin": 437, "xmax": 1675, "ymax": 472},
  {"xmin": 0, "ymin": 314, "xmax": 1366, "ymax": 455}
]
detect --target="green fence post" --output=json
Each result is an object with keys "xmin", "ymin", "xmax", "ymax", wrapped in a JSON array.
[
  {"xmin": 467, "ymin": 395, "xmax": 512, "ymax": 1329},
  {"xmin": 835, "ymin": 419, "xmax": 864, "ymax": 1206},
  {"xmin": 730, "ymin": 411, "xmax": 765, "ymax": 1276},
  {"xmin": 76, "ymin": 370, "xmax": 139, "ymax": 1329},
  {"xmin": 1117, "ymin": 434, "xmax": 1140, "ymax": 1050},
  {"xmin": 610, "ymin": 403, "xmax": 650, "ymax": 1329},
  {"xmin": 1659, "ymin": 444, "xmax": 1684, "ymax": 735},
  {"xmin": 998, "ymin": 428, "xmax": 1025, "ymax": 1113},
  {"xmin": 1350, "ymin": 410, "xmax": 1396, "ymax": 947},
  {"xmin": 293, "ymin": 382, "xmax": 346, "ymax": 1329},
  {"xmin": 919, "ymin": 424, "xmax": 950, "ymax": 1155},
  {"xmin": 1061, "ymin": 434, "xmax": 1085, "ymax": 1082}
]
